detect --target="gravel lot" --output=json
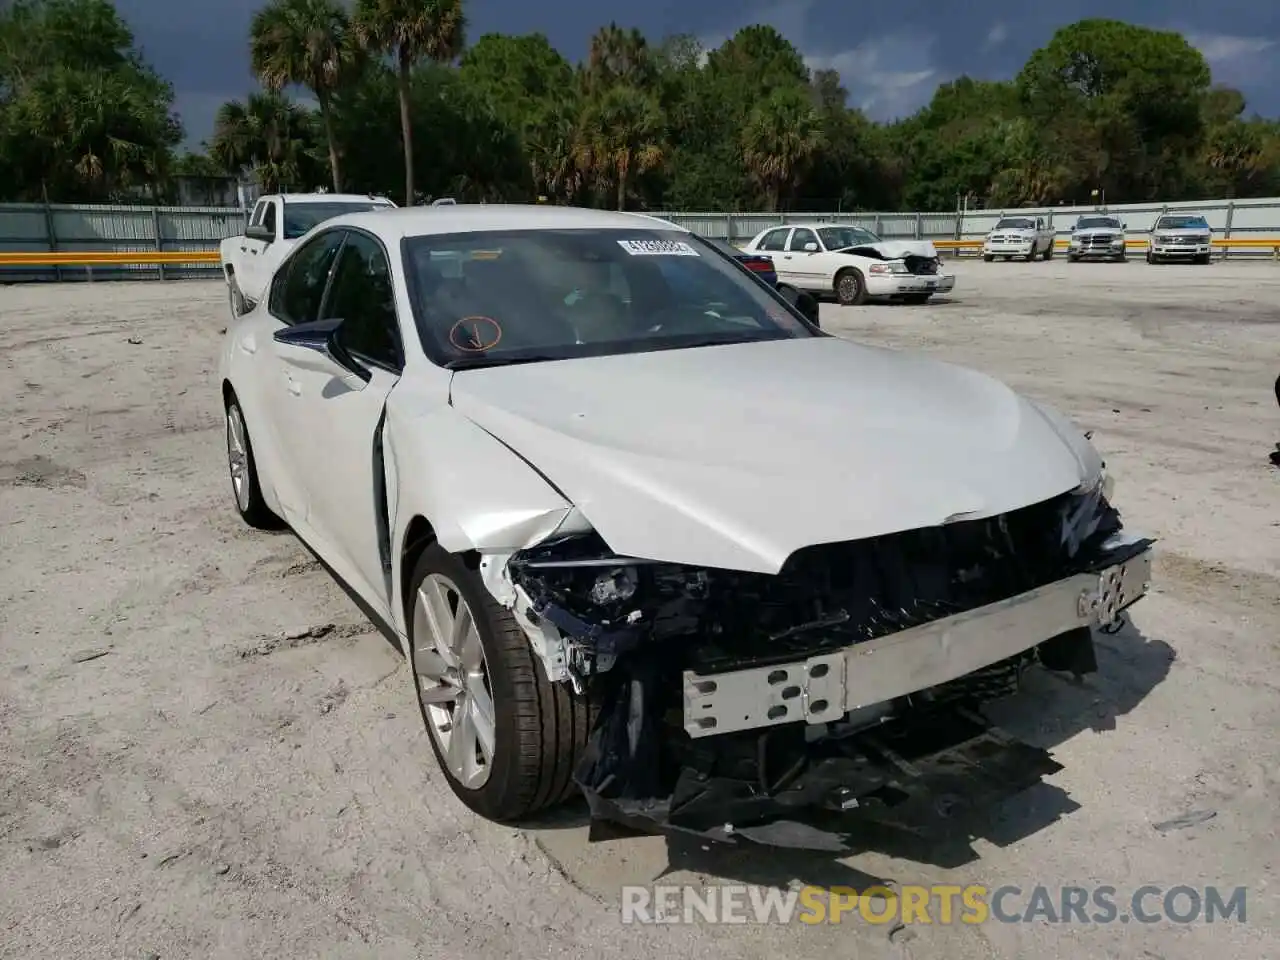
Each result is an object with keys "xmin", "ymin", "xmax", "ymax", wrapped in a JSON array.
[{"xmin": 2, "ymin": 259, "xmax": 1278, "ymax": 960}]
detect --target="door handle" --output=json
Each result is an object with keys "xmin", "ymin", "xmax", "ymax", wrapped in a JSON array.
[{"xmin": 286, "ymin": 375, "xmax": 301, "ymax": 396}]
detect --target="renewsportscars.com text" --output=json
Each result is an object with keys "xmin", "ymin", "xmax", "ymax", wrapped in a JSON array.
[{"xmin": 620, "ymin": 884, "xmax": 1247, "ymax": 926}]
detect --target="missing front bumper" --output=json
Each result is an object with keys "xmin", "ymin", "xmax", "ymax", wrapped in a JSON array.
[{"xmin": 681, "ymin": 540, "xmax": 1151, "ymax": 738}]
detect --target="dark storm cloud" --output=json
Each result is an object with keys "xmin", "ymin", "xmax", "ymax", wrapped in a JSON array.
[{"xmin": 110, "ymin": 0, "xmax": 1279, "ymax": 148}]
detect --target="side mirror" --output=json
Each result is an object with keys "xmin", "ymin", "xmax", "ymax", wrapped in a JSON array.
[
  {"xmin": 1122, "ymin": 222, "xmax": 1128, "ymax": 229},
  {"xmin": 245, "ymin": 223, "xmax": 274, "ymax": 243},
  {"xmin": 272, "ymin": 317, "xmax": 371, "ymax": 384},
  {"xmin": 803, "ymin": 242, "xmax": 818, "ymax": 252}
]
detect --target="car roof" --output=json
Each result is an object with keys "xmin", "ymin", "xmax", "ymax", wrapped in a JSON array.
[
  {"xmin": 275, "ymin": 193, "xmax": 394, "ymax": 205},
  {"xmin": 318, "ymin": 204, "xmax": 685, "ymax": 240}
]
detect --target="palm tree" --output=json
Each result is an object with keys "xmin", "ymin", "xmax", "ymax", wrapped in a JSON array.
[
  {"xmin": 209, "ymin": 91, "xmax": 318, "ymax": 191},
  {"xmin": 353, "ymin": 0, "xmax": 466, "ymax": 205},
  {"xmin": 249, "ymin": 0, "xmax": 360, "ymax": 192},
  {"xmin": 573, "ymin": 85, "xmax": 664, "ymax": 210},
  {"xmin": 585, "ymin": 22, "xmax": 653, "ymax": 93},
  {"xmin": 741, "ymin": 85, "xmax": 824, "ymax": 211}
]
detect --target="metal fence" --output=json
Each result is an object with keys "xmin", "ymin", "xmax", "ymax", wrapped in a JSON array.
[{"xmin": 2, "ymin": 195, "xmax": 1278, "ymax": 282}]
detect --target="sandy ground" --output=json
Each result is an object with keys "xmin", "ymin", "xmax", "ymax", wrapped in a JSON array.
[{"xmin": 1, "ymin": 259, "xmax": 1278, "ymax": 960}]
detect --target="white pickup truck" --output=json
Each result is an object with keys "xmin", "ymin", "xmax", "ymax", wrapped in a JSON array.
[
  {"xmin": 981, "ymin": 216, "xmax": 1057, "ymax": 262},
  {"xmin": 220, "ymin": 192, "xmax": 396, "ymax": 316}
]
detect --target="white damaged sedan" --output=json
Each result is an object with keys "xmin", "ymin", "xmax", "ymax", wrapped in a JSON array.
[{"xmin": 219, "ymin": 205, "xmax": 1153, "ymax": 847}]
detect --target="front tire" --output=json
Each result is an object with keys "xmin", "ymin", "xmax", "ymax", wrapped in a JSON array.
[
  {"xmin": 835, "ymin": 268, "xmax": 867, "ymax": 305},
  {"xmin": 225, "ymin": 395, "xmax": 280, "ymax": 529},
  {"xmin": 1146, "ymin": 250, "xmax": 1157, "ymax": 264},
  {"xmin": 982, "ymin": 254, "xmax": 994, "ymax": 262},
  {"xmin": 407, "ymin": 543, "xmax": 597, "ymax": 822},
  {"xmin": 1195, "ymin": 253, "xmax": 1211, "ymax": 265}
]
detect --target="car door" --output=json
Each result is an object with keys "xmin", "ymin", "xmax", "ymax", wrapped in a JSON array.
[
  {"xmin": 271, "ymin": 228, "xmax": 404, "ymax": 616},
  {"xmin": 780, "ymin": 227, "xmax": 822, "ymax": 289},
  {"xmin": 237, "ymin": 199, "xmax": 275, "ymax": 299},
  {"xmin": 255, "ymin": 228, "xmax": 348, "ymax": 524}
]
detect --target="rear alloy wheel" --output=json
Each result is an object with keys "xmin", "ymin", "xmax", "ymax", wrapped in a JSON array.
[
  {"xmin": 227, "ymin": 276, "xmax": 247, "ymax": 319},
  {"xmin": 835, "ymin": 268, "xmax": 867, "ymax": 306},
  {"xmin": 225, "ymin": 397, "xmax": 280, "ymax": 529},
  {"xmin": 407, "ymin": 544, "xmax": 597, "ymax": 821}
]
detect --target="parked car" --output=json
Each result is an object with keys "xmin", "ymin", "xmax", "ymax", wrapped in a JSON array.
[
  {"xmin": 982, "ymin": 216, "xmax": 1057, "ymax": 261},
  {"xmin": 742, "ymin": 222, "xmax": 955, "ymax": 305},
  {"xmin": 1067, "ymin": 215, "xmax": 1128, "ymax": 262},
  {"xmin": 703, "ymin": 236, "xmax": 820, "ymax": 326},
  {"xmin": 220, "ymin": 192, "xmax": 396, "ymax": 317},
  {"xmin": 218, "ymin": 204, "xmax": 1152, "ymax": 847},
  {"xmin": 1146, "ymin": 214, "xmax": 1212, "ymax": 264}
]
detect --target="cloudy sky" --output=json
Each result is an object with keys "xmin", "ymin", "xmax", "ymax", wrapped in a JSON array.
[{"xmin": 110, "ymin": 0, "xmax": 1280, "ymax": 150}]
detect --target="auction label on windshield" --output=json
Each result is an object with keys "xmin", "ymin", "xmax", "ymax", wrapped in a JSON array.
[{"xmin": 618, "ymin": 239, "xmax": 699, "ymax": 256}]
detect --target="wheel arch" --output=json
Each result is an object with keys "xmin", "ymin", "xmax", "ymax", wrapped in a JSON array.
[{"xmin": 384, "ymin": 407, "xmax": 578, "ymax": 639}]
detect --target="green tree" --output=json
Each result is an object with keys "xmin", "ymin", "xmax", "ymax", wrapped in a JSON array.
[
  {"xmin": 0, "ymin": 0, "xmax": 181, "ymax": 201},
  {"xmin": 459, "ymin": 32, "xmax": 578, "ymax": 200},
  {"xmin": 353, "ymin": 0, "xmax": 466, "ymax": 205},
  {"xmin": 1017, "ymin": 19, "xmax": 1212, "ymax": 201},
  {"xmin": 209, "ymin": 91, "xmax": 322, "ymax": 191},
  {"xmin": 249, "ymin": 0, "xmax": 361, "ymax": 192},
  {"xmin": 741, "ymin": 84, "xmax": 825, "ymax": 211},
  {"xmin": 573, "ymin": 83, "xmax": 664, "ymax": 210}
]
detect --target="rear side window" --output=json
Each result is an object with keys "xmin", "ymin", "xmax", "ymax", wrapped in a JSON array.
[{"xmin": 758, "ymin": 228, "xmax": 790, "ymax": 251}]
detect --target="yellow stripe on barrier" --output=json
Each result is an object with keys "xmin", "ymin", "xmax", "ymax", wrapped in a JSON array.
[
  {"xmin": 0, "ymin": 250, "xmax": 221, "ymax": 266},
  {"xmin": 3, "ymin": 238, "xmax": 1279, "ymax": 268}
]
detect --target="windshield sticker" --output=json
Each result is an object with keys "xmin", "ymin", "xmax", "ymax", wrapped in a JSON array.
[{"xmin": 617, "ymin": 239, "xmax": 699, "ymax": 257}]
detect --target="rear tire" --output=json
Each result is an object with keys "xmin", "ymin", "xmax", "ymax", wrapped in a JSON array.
[
  {"xmin": 406, "ymin": 543, "xmax": 599, "ymax": 822},
  {"xmin": 1043, "ymin": 243, "xmax": 1054, "ymax": 261},
  {"xmin": 224, "ymin": 395, "xmax": 281, "ymax": 530},
  {"xmin": 227, "ymin": 275, "xmax": 246, "ymax": 319},
  {"xmin": 835, "ymin": 268, "xmax": 867, "ymax": 306}
]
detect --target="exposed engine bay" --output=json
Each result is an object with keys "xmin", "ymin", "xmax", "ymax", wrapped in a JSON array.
[{"xmin": 497, "ymin": 482, "xmax": 1154, "ymax": 849}]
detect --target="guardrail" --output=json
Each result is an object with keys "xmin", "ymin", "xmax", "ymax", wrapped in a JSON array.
[
  {"xmin": 1, "ymin": 237, "xmax": 1277, "ymax": 270},
  {"xmin": 936, "ymin": 237, "xmax": 1280, "ymax": 256}
]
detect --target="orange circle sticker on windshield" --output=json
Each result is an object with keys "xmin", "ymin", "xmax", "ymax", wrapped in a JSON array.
[{"xmin": 449, "ymin": 316, "xmax": 503, "ymax": 352}]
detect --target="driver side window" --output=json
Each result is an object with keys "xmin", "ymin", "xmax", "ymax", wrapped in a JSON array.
[
  {"xmin": 261, "ymin": 202, "xmax": 277, "ymax": 240},
  {"xmin": 320, "ymin": 231, "xmax": 402, "ymax": 371},
  {"xmin": 758, "ymin": 228, "xmax": 790, "ymax": 252},
  {"xmin": 267, "ymin": 230, "xmax": 344, "ymax": 326}
]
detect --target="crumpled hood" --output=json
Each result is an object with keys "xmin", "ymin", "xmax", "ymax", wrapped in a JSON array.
[
  {"xmin": 449, "ymin": 338, "xmax": 1098, "ymax": 573},
  {"xmin": 846, "ymin": 239, "xmax": 937, "ymax": 259}
]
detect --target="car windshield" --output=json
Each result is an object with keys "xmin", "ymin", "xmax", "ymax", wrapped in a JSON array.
[
  {"xmin": 401, "ymin": 228, "xmax": 817, "ymax": 368},
  {"xmin": 282, "ymin": 201, "xmax": 388, "ymax": 240},
  {"xmin": 1077, "ymin": 217, "xmax": 1120, "ymax": 229},
  {"xmin": 995, "ymin": 218, "xmax": 1035, "ymax": 230},
  {"xmin": 816, "ymin": 226, "xmax": 879, "ymax": 250},
  {"xmin": 1156, "ymin": 216, "xmax": 1208, "ymax": 230}
]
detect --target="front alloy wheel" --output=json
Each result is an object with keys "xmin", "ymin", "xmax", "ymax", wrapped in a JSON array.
[
  {"xmin": 835, "ymin": 268, "xmax": 867, "ymax": 305},
  {"xmin": 406, "ymin": 544, "xmax": 598, "ymax": 821},
  {"xmin": 414, "ymin": 572, "xmax": 497, "ymax": 790}
]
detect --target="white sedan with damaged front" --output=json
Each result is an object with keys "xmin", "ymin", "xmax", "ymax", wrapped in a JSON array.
[
  {"xmin": 741, "ymin": 222, "xmax": 955, "ymax": 305},
  {"xmin": 219, "ymin": 204, "xmax": 1153, "ymax": 848}
]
